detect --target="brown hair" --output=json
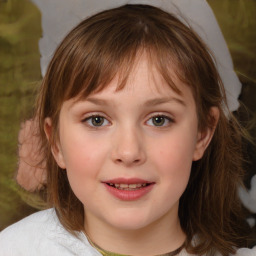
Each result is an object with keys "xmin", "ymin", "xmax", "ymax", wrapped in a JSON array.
[{"xmin": 36, "ymin": 4, "xmax": 249, "ymax": 255}]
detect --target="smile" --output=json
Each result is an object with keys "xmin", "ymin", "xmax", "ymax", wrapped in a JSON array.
[
  {"xmin": 103, "ymin": 178, "xmax": 155, "ymax": 201},
  {"xmin": 107, "ymin": 183, "xmax": 148, "ymax": 190}
]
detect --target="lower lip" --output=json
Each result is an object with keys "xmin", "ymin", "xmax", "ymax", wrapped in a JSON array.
[{"xmin": 104, "ymin": 183, "xmax": 154, "ymax": 201}]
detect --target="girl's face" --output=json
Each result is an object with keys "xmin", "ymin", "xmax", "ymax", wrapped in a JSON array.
[{"xmin": 48, "ymin": 54, "xmax": 214, "ymax": 237}]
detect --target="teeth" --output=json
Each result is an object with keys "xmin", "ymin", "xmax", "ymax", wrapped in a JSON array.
[
  {"xmin": 119, "ymin": 184, "xmax": 128, "ymax": 189},
  {"xmin": 128, "ymin": 184, "xmax": 137, "ymax": 189},
  {"xmin": 110, "ymin": 183, "xmax": 148, "ymax": 190}
]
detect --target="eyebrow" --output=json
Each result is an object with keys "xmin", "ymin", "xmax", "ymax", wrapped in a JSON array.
[
  {"xmin": 85, "ymin": 96, "xmax": 186, "ymax": 107},
  {"xmin": 86, "ymin": 98, "xmax": 113, "ymax": 106},
  {"xmin": 143, "ymin": 97, "xmax": 186, "ymax": 107}
]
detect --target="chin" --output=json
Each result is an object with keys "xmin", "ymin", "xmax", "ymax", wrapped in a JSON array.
[{"xmin": 104, "ymin": 209, "xmax": 158, "ymax": 231}]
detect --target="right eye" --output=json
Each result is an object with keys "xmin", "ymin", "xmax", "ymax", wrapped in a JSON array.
[
  {"xmin": 146, "ymin": 114, "xmax": 174, "ymax": 127},
  {"xmin": 83, "ymin": 115, "xmax": 110, "ymax": 127}
]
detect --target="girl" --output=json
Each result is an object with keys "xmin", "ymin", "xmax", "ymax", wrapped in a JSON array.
[{"xmin": 0, "ymin": 3, "xmax": 255, "ymax": 256}]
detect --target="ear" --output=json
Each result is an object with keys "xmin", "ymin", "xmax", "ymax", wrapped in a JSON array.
[
  {"xmin": 193, "ymin": 107, "xmax": 219, "ymax": 161},
  {"xmin": 44, "ymin": 117, "xmax": 66, "ymax": 169}
]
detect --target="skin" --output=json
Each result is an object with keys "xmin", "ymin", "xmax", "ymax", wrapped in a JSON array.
[{"xmin": 45, "ymin": 54, "xmax": 218, "ymax": 255}]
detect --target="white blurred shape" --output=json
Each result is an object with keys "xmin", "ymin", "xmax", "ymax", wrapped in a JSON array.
[
  {"xmin": 239, "ymin": 175, "xmax": 256, "ymax": 213},
  {"xmin": 247, "ymin": 217, "xmax": 256, "ymax": 228}
]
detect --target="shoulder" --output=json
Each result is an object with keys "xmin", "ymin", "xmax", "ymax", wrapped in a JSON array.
[
  {"xmin": 179, "ymin": 246, "xmax": 256, "ymax": 256},
  {"xmin": 189, "ymin": 235, "xmax": 256, "ymax": 256},
  {"xmin": 1, "ymin": 208, "xmax": 56, "ymax": 233},
  {"xmin": 233, "ymin": 246, "xmax": 256, "ymax": 256},
  {"xmin": 0, "ymin": 208, "xmax": 100, "ymax": 256},
  {"xmin": 0, "ymin": 209, "xmax": 56, "ymax": 245}
]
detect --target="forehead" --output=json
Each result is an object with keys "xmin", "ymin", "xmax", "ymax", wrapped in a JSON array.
[{"xmin": 76, "ymin": 54, "xmax": 195, "ymax": 107}]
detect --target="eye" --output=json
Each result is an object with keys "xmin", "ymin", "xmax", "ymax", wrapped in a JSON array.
[
  {"xmin": 146, "ymin": 115, "xmax": 173, "ymax": 127},
  {"xmin": 83, "ymin": 115, "xmax": 110, "ymax": 127}
]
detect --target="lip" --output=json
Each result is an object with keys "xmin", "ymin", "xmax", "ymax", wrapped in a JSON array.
[
  {"xmin": 103, "ymin": 177, "xmax": 152, "ymax": 184},
  {"xmin": 102, "ymin": 178, "xmax": 155, "ymax": 201}
]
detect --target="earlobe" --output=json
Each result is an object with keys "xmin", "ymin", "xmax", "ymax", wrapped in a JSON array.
[
  {"xmin": 44, "ymin": 117, "xmax": 66, "ymax": 169},
  {"xmin": 193, "ymin": 107, "xmax": 219, "ymax": 161}
]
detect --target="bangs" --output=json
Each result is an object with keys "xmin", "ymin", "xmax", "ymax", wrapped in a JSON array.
[
  {"xmin": 73, "ymin": 46, "xmax": 182, "ymax": 102},
  {"xmin": 44, "ymin": 4, "xmax": 221, "ymax": 123},
  {"xmin": 47, "ymin": 5, "xmax": 192, "ymax": 105}
]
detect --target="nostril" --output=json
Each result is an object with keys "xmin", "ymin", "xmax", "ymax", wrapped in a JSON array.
[
  {"xmin": 114, "ymin": 158, "xmax": 141, "ymax": 165},
  {"xmin": 112, "ymin": 146, "xmax": 146, "ymax": 166}
]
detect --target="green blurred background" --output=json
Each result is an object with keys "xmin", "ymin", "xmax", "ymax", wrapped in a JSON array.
[
  {"xmin": 0, "ymin": 0, "xmax": 42, "ymax": 229},
  {"xmin": 0, "ymin": 0, "xmax": 255, "ymax": 242}
]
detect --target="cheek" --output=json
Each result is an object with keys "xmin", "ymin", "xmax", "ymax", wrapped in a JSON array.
[
  {"xmin": 159, "ymin": 148, "xmax": 192, "ymax": 203},
  {"xmin": 60, "ymin": 134, "xmax": 109, "ymax": 193},
  {"xmin": 61, "ymin": 138, "xmax": 109, "ymax": 204},
  {"xmin": 61, "ymin": 133, "xmax": 106, "ymax": 169},
  {"xmin": 150, "ymin": 129, "xmax": 197, "ymax": 188},
  {"xmin": 157, "ymin": 146, "xmax": 192, "ymax": 186},
  {"xmin": 154, "ymin": 133, "xmax": 196, "ymax": 169}
]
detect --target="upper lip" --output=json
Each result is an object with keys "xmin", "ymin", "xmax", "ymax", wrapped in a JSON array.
[{"xmin": 103, "ymin": 178, "xmax": 154, "ymax": 184}]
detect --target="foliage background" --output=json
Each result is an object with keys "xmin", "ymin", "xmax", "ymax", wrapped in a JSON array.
[{"xmin": 0, "ymin": 0, "xmax": 255, "ymax": 242}]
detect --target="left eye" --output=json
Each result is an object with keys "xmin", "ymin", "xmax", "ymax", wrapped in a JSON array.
[
  {"xmin": 83, "ymin": 115, "xmax": 110, "ymax": 127},
  {"xmin": 146, "ymin": 115, "xmax": 172, "ymax": 127}
]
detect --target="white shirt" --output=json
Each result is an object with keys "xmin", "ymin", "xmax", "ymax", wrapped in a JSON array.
[
  {"xmin": 0, "ymin": 209, "xmax": 100, "ymax": 256},
  {"xmin": 0, "ymin": 209, "xmax": 255, "ymax": 256}
]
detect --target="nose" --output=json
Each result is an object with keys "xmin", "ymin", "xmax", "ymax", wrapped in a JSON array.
[{"xmin": 111, "ymin": 126, "xmax": 146, "ymax": 167}]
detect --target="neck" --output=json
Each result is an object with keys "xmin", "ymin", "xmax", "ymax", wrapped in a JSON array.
[{"xmin": 84, "ymin": 211, "xmax": 186, "ymax": 256}]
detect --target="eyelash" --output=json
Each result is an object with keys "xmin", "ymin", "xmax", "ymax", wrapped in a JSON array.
[
  {"xmin": 146, "ymin": 114, "xmax": 174, "ymax": 127},
  {"xmin": 82, "ymin": 114, "xmax": 110, "ymax": 127},
  {"xmin": 82, "ymin": 114, "xmax": 174, "ymax": 128}
]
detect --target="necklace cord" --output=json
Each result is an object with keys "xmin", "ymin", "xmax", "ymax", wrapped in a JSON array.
[{"xmin": 87, "ymin": 236, "xmax": 185, "ymax": 256}]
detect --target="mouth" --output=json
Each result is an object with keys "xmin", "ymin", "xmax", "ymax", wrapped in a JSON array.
[
  {"xmin": 103, "ymin": 178, "xmax": 155, "ymax": 201},
  {"xmin": 106, "ymin": 183, "xmax": 152, "ymax": 191},
  {"xmin": 106, "ymin": 183, "xmax": 151, "ymax": 190}
]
